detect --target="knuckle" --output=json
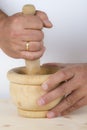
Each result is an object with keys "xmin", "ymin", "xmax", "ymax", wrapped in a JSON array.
[
  {"xmin": 37, "ymin": 11, "xmax": 48, "ymax": 19},
  {"xmin": 40, "ymin": 11, "xmax": 48, "ymax": 19},
  {"xmin": 37, "ymin": 42, "xmax": 42, "ymax": 50},
  {"xmin": 12, "ymin": 17, "xmax": 20, "ymax": 24},
  {"xmin": 30, "ymin": 15, "xmax": 43, "ymax": 29},
  {"xmin": 34, "ymin": 20, "xmax": 43, "ymax": 29},
  {"xmin": 10, "ymin": 16, "xmax": 21, "ymax": 27},
  {"xmin": 74, "ymin": 103, "xmax": 80, "ymax": 109},
  {"xmin": 59, "ymin": 86, "xmax": 66, "ymax": 96},
  {"xmin": 61, "ymin": 70, "xmax": 68, "ymax": 80},
  {"xmin": 9, "ymin": 18, "xmax": 23, "ymax": 37},
  {"xmin": 38, "ymin": 31, "xmax": 44, "ymax": 40},
  {"xmin": 9, "ymin": 30, "xmax": 17, "ymax": 38},
  {"xmin": 30, "ymin": 42, "xmax": 41, "ymax": 51},
  {"xmin": 65, "ymin": 96, "xmax": 73, "ymax": 106},
  {"xmin": 31, "ymin": 31, "xmax": 44, "ymax": 41},
  {"xmin": 10, "ymin": 30, "xmax": 20, "ymax": 38},
  {"xmin": 37, "ymin": 20, "xmax": 43, "ymax": 29}
]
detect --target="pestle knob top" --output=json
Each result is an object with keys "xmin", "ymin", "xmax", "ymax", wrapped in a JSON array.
[{"xmin": 22, "ymin": 4, "xmax": 36, "ymax": 15}]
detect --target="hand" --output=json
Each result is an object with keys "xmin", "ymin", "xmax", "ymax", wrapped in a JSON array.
[
  {"xmin": 0, "ymin": 10, "xmax": 52, "ymax": 59},
  {"xmin": 37, "ymin": 63, "xmax": 87, "ymax": 118}
]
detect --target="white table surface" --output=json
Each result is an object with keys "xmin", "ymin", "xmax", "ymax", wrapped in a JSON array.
[{"xmin": 0, "ymin": 99, "xmax": 87, "ymax": 130}]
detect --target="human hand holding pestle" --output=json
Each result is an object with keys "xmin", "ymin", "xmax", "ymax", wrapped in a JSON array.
[{"xmin": 22, "ymin": 4, "xmax": 40, "ymax": 75}]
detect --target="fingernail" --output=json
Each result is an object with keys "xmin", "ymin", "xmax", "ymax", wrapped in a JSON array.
[
  {"xmin": 38, "ymin": 98, "xmax": 45, "ymax": 106},
  {"xmin": 47, "ymin": 112, "xmax": 61, "ymax": 118},
  {"xmin": 42, "ymin": 83, "xmax": 48, "ymax": 90},
  {"xmin": 47, "ymin": 112, "xmax": 55, "ymax": 118}
]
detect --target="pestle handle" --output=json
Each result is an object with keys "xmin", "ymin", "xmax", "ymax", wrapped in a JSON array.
[{"xmin": 22, "ymin": 5, "xmax": 40, "ymax": 75}]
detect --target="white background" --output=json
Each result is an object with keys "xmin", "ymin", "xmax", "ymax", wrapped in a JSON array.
[{"xmin": 0, "ymin": 0, "xmax": 87, "ymax": 98}]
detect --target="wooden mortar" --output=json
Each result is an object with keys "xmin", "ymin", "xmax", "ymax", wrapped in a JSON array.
[{"xmin": 7, "ymin": 65, "xmax": 63, "ymax": 118}]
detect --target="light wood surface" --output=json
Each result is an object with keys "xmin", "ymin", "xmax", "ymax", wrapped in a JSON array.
[{"xmin": 0, "ymin": 99, "xmax": 87, "ymax": 130}]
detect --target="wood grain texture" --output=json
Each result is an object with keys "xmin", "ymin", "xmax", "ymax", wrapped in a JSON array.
[{"xmin": 0, "ymin": 99, "xmax": 87, "ymax": 130}]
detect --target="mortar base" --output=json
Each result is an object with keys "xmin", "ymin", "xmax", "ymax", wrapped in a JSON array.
[{"xmin": 18, "ymin": 108, "xmax": 48, "ymax": 118}]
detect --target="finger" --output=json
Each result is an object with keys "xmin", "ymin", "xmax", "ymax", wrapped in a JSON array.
[
  {"xmin": 53, "ymin": 77, "xmax": 80, "ymax": 97},
  {"xmin": 41, "ymin": 67, "xmax": 74, "ymax": 91},
  {"xmin": 42, "ymin": 63, "xmax": 67, "ymax": 68},
  {"xmin": 18, "ymin": 41, "xmax": 44, "ymax": 52},
  {"xmin": 37, "ymin": 86, "xmax": 63, "ymax": 106},
  {"xmin": 22, "ymin": 15, "xmax": 43, "ymax": 29},
  {"xmin": 61, "ymin": 96, "xmax": 87, "ymax": 115},
  {"xmin": 20, "ymin": 46, "xmax": 45, "ymax": 60},
  {"xmin": 47, "ymin": 88, "xmax": 85, "ymax": 118},
  {"xmin": 36, "ymin": 10, "xmax": 53, "ymax": 28},
  {"xmin": 20, "ymin": 30, "xmax": 44, "ymax": 42},
  {"xmin": 38, "ymin": 78, "xmax": 77, "ymax": 106},
  {"xmin": 28, "ymin": 41, "xmax": 43, "ymax": 51}
]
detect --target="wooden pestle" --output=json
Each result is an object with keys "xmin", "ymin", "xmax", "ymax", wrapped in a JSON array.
[{"xmin": 22, "ymin": 5, "xmax": 40, "ymax": 75}]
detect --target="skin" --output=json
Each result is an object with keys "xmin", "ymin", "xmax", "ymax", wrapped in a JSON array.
[
  {"xmin": 0, "ymin": 10, "xmax": 52, "ymax": 60},
  {"xmin": 37, "ymin": 63, "xmax": 87, "ymax": 118}
]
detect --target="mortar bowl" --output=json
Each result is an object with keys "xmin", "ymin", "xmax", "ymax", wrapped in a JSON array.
[{"xmin": 7, "ymin": 65, "xmax": 63, "ymax": 118}]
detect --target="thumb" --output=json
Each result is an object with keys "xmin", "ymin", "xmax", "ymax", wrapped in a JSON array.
[{"xmin": 36, "ymin": 10, "xmax": 53, "ymax": 28}]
